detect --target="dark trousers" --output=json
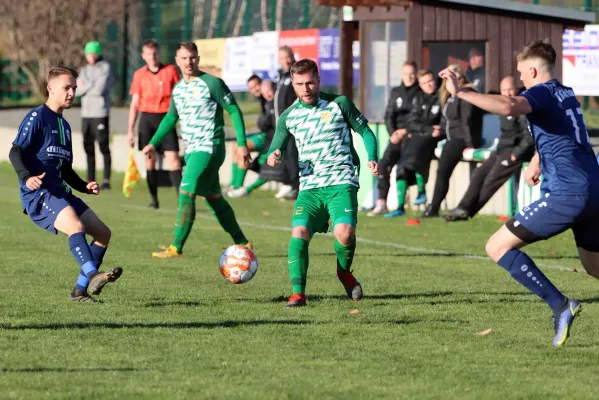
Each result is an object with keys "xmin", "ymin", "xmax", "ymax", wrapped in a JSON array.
[
  {"xmin": 284, "ymin": 139, "xmax": 300, "ymax": 190},
  {"xmin": 377, "ymin": 141, "xmax": 403, "ymax": 201},
  {"xmin": 458, "ymin": 151, "xmax": 524, "ymax": 217},
  {"xmin": 430, "ymin": 138, "xmax": 467, "ymax": 214},
  {"xmin": 82, "ymin": 117, "xmax": 111, "ymax": 182}
]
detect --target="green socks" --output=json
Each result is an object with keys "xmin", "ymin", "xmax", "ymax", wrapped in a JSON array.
[
  {"xmin": 415, "ymin": 173, "xmax": 425, "ymax": 194},
  {"xmin": 230, "ymin": 163, "xmax": 248, "ymax": 189},
  {"xmin": 334, "ymin": 238, "xmax": 356, "ymax": 272},
  {"xmin": 205, "ymin": 196, "xmax": 248, "ymax": 245},
  {"xmin": 396, "ymin": 179, "xmax": 407, "ymax": 209},
  {"xmin": 173, "ymin": 193, "xmax": 196, "ymax": 253},
  {"xmin": 246, "ymin": 178, "xmax": 268, "ymax": 194},
  {"xmin": 288, "ymin": 237, "xmax": 309, "ymax": 295}
]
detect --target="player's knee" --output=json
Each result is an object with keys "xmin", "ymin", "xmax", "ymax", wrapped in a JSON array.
[
  {"xmin": 485, "ymin": 236, "xmax": 508, "ymax": 263},
  {"xmin": 292, "ymin": 226, "xmax": 310, "ymax": 241},
  {"xmin": 165, "ymin": 152, "xmax": 181, "ymax": 169},
  {"xmin": 203, "ymin": 193, "xmax": 220, "ymax": 201},
  {"xmin": 333, "ymin": 224, "xmax": 354, "ymax": 246}
]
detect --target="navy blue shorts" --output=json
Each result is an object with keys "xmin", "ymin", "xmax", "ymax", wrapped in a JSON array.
[
  {"xmin": 506, "ymin": 193, "xmax": 599, "ymax": 252},
  {"xmin": 24, "ymin": 189, "xmax": 89, "ymax": 235}
]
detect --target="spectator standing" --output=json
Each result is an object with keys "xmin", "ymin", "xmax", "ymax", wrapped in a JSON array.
[
  {"xmin": 465, "ymin": 47, "xmax": 486, "ymax": 94},
  {"xmin": 273, "ymin": 45, "xmax": 300, "ymax": 200},
  {"xmin": 76, "ymin": 41, "xmax": 114, "ymax": 190}
]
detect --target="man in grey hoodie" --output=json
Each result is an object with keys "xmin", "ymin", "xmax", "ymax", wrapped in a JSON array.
[{"xmin": 76, "ymin": 41, "xmax": 113, "ymax": 190}]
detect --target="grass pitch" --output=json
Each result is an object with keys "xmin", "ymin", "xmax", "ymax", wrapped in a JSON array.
[{"xmin": 0, "ymin": 163, "xmax": 598, "ymax": 399}]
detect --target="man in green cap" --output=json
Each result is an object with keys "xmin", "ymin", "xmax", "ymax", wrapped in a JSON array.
[{"xmin": 76, "ymin": 41, "xmax": 114, "ymax": 190}]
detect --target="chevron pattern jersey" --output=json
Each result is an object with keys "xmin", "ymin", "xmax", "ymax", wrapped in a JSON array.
[
  {"xmin": 169, "ymin": 72, "xmax": 234, "ymax": 154},
  {"xmin": 276, "ymin": 92, "xmax": 371, "ymax": 191}
]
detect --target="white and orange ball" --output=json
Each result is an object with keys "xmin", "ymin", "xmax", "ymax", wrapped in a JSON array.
[{"xmin": 219, "ymin": 245, "xmax": 258, "ymax": 284}]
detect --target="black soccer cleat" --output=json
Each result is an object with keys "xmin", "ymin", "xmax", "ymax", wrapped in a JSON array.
[
  {"xmin": 70, "ymin": 289, "xmax": 99, "ymax": 304},
  {"xmin": 88, "ymin": 267, "xmax": 123, "ymax": 296}
]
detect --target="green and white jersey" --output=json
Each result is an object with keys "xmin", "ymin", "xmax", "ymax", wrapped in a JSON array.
[
  {"xmin": 169, "ymin": 72, "xmax": 237, "ymax": 154},
  {"xmin": 271, "ymin": 92, "xmax": 377, "ymax": 191}
]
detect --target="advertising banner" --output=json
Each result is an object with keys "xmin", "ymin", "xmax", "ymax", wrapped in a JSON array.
[
  {"xmin": 195, "ymin": 38, "xmax": 226, "ymax": 77},
  {"xmin": 318, "ymin": 28, "xmax": 360, "ymax": 87},
  {"xmin": 222, "ymin": 36, "xmax": 254, "ymax": 91},
  {"xmin": 251, "ymin": 31, "xmax": 280, "ymax": 81},
  {"xmin": 278, "ymin": 29, "xmax": 320, "ymax": 63},
  {"xmin": 563, "ymin": 25, "xmax": 599, "ymax": 96}
]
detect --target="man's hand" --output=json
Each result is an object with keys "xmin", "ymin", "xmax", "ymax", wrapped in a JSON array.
[
  {"xmin": 389, "ymin": 128, "xmax": 408, "ymax": 144},
  {"xmin": 267, "ymin": 149, "xmax": 282, "ymax": 167},
  {"xmin": 438, "ymin": 68, "xmax": 459, "ymax": 96},
  {"xmin": 511, "ymin": 154, "xmax": 517, "ymax": 162},
  {"xmin": 76, "ymin": 79, "xmax": 85, "ymax": 88},
  {"xmin": 25, "ymin": 172, "xmax": 45, "ymax": 190},
  {"xmin": 432, "ymin": 125, "xmax": 441, "ymax": 138},
  {"xmin": 87, "ymin": 181, "xmax": 100, "ymax": 195},
  {"xmin": 367, "ymin": 161, "xmax": 379, "ymax": 176},
  {"xmin": 237, "ymin": 145, "xmax": 251, "ymax": 169},
  {"xmin": 127, "ymin": 130, "xmax": 136, "ymax": 148},
  {"xmin": 142, "ymin": 144, "xmax": 156, "ymax": 159},
  {"xmin": 524, "ymin": 162, "xmax": 541, "ymax": 186}
]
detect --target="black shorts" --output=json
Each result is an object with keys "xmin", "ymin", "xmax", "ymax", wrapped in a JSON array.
[{"xmin": 138, "ymin": 112, "xmax": 179, "ymax": 153}]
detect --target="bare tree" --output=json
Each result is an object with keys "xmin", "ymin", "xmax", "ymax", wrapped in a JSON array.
[
  {"xmin": 206, "ymin": 0, "xmax": 222, "ymax": 38},
  {"xmin": 224, "ymin": 0, "xmax": 239, "ymax": 35},
  {"xmin": 0, "ymin": 0, "xmax": 124, "ymax": 100},
  {"xmin": 325, "ymin": 8, "xmax": 339, "ymax": 29},
  {"xmin": 275, "ymin": 0, "xmax": 285, "ymax": 31},
  {"xmin": 233, "ymin": 0, "xmax": 247, "ymax": 37},
  {"xmin": 260, "ymin": 0, "xmax": 269, "ymax": 31},
  {"xmin": 193, "ymin": 0, "xmax": 207, "ymax": 38}
]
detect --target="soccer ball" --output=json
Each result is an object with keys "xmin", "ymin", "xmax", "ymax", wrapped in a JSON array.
[{"xmin": 219, "ymin": 244, "xmax": 258, "ymax": 284}]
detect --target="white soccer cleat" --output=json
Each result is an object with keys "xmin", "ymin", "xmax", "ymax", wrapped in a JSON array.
[
  {"xmin": 275, "ymin": 184, "xmax": 293, "ymax": 199},
  {"xmin": 227, "ymin": 187, "xmax": 249, "ymax": 198},
  {"xmin": 367, "ymin": 204, "xmax": 388, "ymax": 216}
]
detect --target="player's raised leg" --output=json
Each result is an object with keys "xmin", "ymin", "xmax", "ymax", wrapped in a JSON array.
[
  {"xmin": 79, "ymin": 207, "xmax": 122, "ymax": 296},
  {"xmin": 53, "ymin": 205, "xmax": 99, "ymax": 302},
  {"xmin": 485, "ymin": 219, "xmax": 578, "ymax": 347},
  {"xmin": 328, "ymin": 185, "xmax": 362, "ymax": 301}
]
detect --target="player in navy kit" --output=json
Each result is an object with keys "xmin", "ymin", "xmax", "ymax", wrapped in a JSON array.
[
  {"xmin": 439, "ymin": 40, "xmax": 599, "ymax": 346},
  {"xmin": 9, "ymin": 66, "xmax": 123, "ymax": 303}
]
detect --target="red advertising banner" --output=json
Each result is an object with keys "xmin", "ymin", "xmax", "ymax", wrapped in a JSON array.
[{"xmin": 278, "ymin": 29, "xmax": 320, "ymax": 63}]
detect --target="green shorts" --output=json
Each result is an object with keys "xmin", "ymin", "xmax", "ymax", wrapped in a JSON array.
[
  {"xmin": 181, "ymin": 145, "xmax": 225, "ymax": 197},
  {"xmin": 248, "ymin": 133, "xmax": 267, "ymax": 153},
  {"xmin": 292, "ymin": 185, "xmax": 358, "ymax": 235}
]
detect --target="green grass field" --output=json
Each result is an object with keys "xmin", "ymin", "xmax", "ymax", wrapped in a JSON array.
[{"xmin": 1, "ymin": 163, "xmax": 599, "ymax": 399}]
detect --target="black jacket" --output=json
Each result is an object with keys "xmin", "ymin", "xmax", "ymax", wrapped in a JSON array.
[
  {"xmin": 397, "ymin": 90, "xmax": 442, "ymax": 183},
  {"xmin": 497, "ymin": 115, "xmax": 534, "ymax": 161},
  {"xmin": 465, "ymin": 67, "xmax": 486, "ymax": 94},
  {"xmin": 257, "ymin": 99, "xmax": 276, "ymax": 143},
  {"xmin": 274, "ymin": 69, "xmax": 297, "ymax": 118},
  {"xmin": 441, "ymin": 87, "xmax": 484, "ymax": 148},
  {"xmin": 384, "ymin": 83, "xmax": 421, "ymax": 134},
  {"xmin": 406, "ymin": 90, "xmax": 442, "ymax": 136}
]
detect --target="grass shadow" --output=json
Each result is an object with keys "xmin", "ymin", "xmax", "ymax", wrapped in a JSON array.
[
  {"xmin": 0, "ymin": 367, "xmax": 149, "ymax": 373},
  {"xmin": 0, "ymin": 320, "xmax": 312, "ymax": 331}
]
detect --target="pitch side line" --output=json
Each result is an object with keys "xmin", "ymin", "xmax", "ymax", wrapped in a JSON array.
[{"xmin": 118, "ymin": 202, "xmax": 578, "ymax": 274}]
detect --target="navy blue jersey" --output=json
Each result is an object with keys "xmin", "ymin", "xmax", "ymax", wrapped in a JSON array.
[
  {"xmin": 521, "ymin": 79, "xmax": 599, "ymax": 195},
  {"xmin": 12, "ymin": 105, "xmax": 74, "ymax": 206}
]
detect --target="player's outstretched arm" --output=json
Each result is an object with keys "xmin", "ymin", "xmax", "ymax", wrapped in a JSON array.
[
  {"xmin": 439, "ymin": 68, "xmax": 532, "ymax": 116},
  {"xmin": 337, "ymin": 96, "xmax": 379, "ymax": 163},
  {"xmin": 149, "ymin": 102, "xmax": 179, "ymax": 149},
  {"xmin": 266, "ymin": 116, "xmax": 291, "ymax": 167},
  {"xmin": 62, "ymin": 164, "xmax": 98, "ymax": 194}
]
